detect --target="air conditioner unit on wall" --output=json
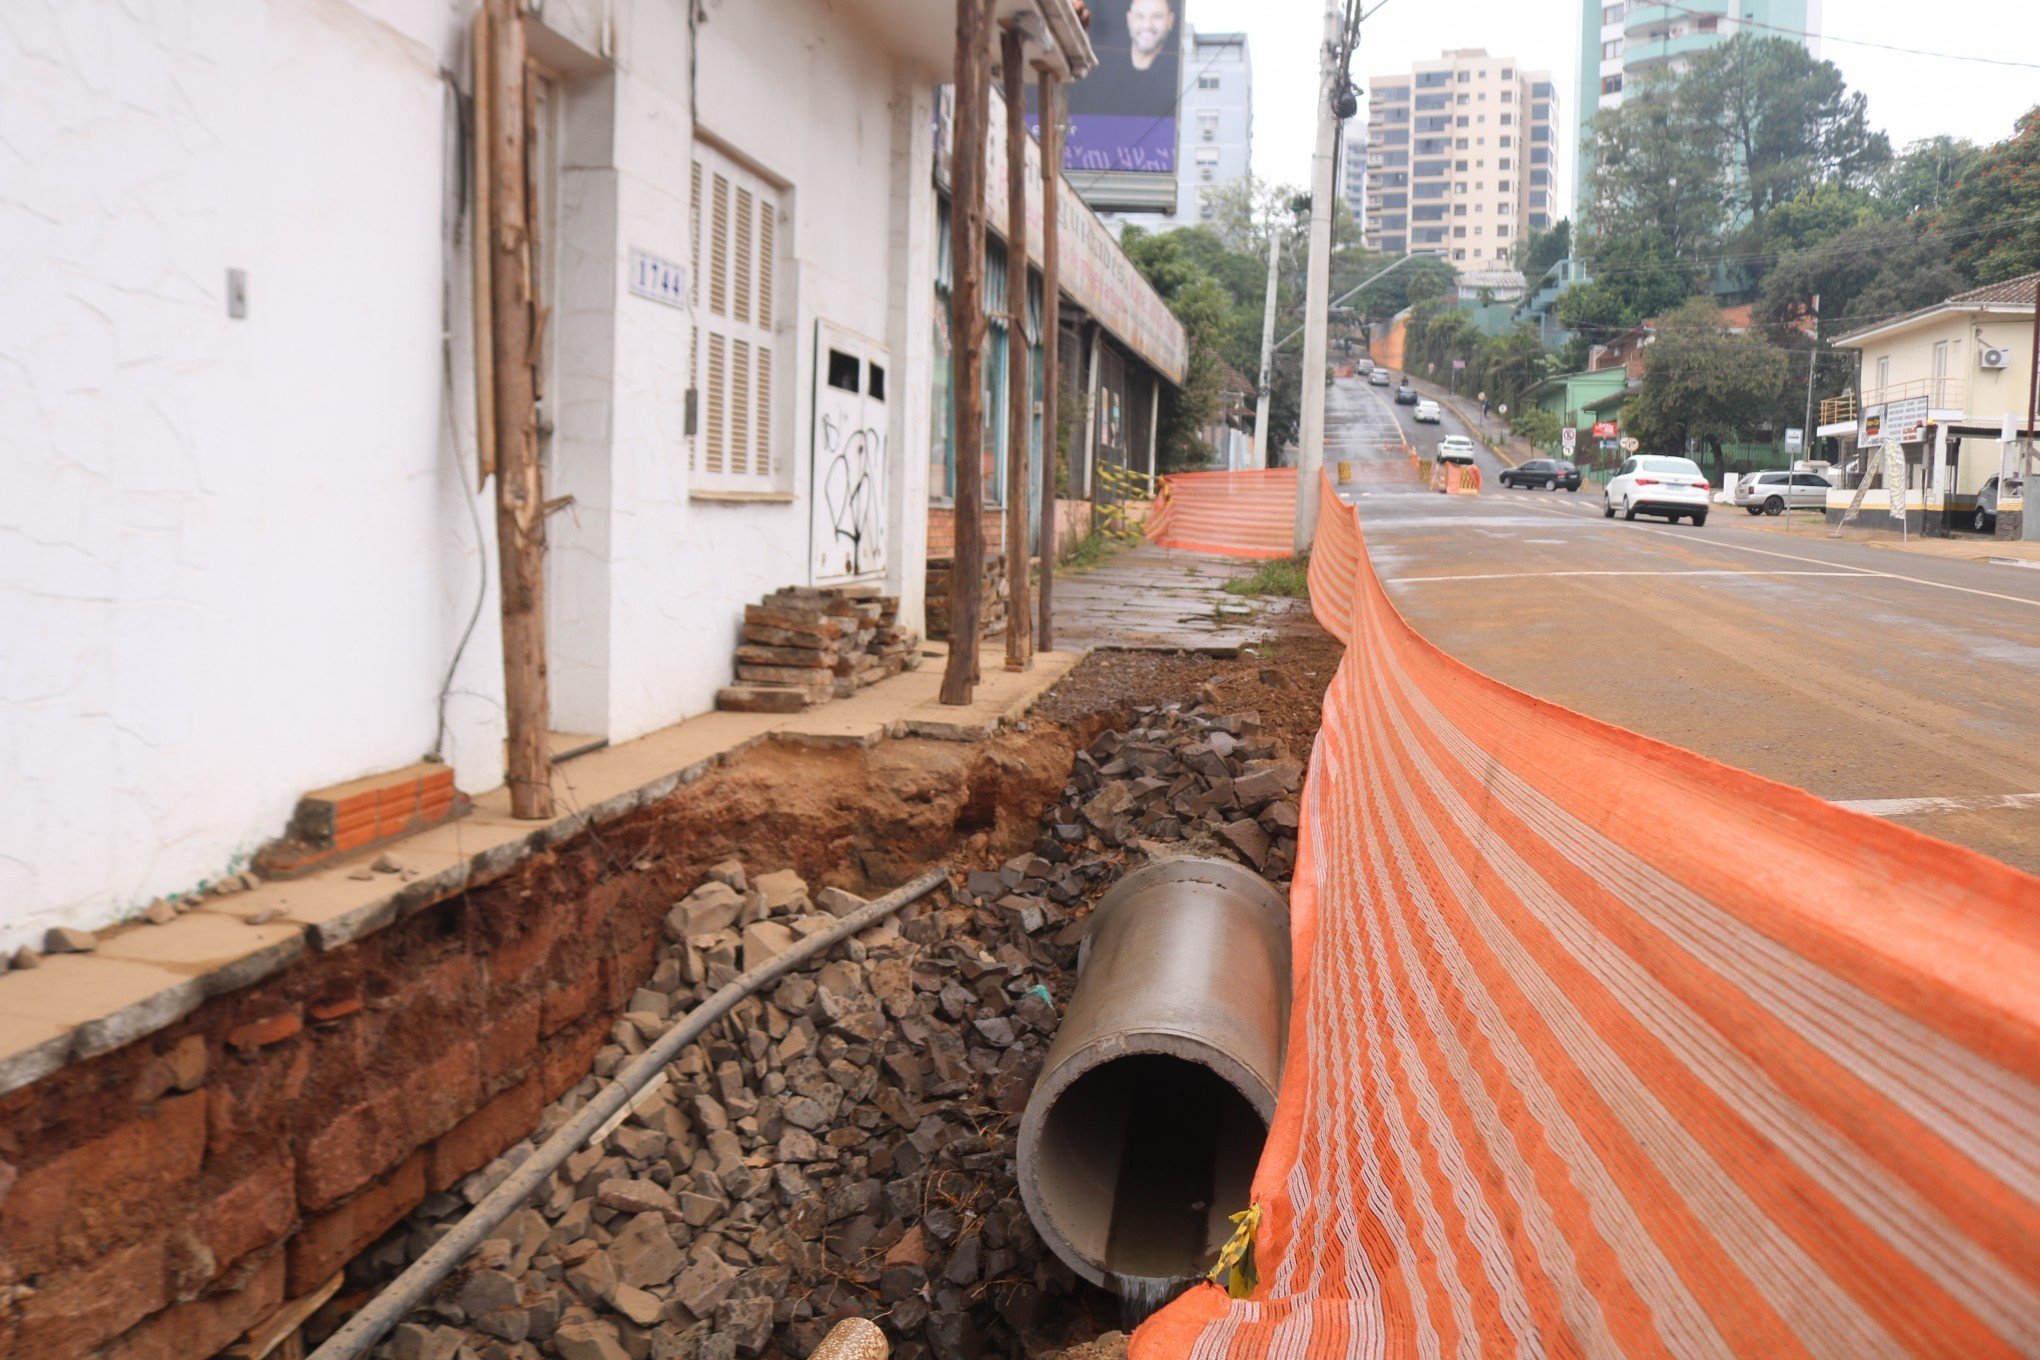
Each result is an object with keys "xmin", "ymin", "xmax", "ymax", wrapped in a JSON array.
[{"xmin": 1978, "ymin": 346, "xmax": 2012, "ymax": 370}]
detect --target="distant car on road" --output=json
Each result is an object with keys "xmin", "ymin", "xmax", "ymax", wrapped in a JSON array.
[
  {"xmin": 1435, "ymin": 435, "xmax": 1477, "ymax": 464},
  {"xmin": 1604, "ymin": 454, "xmax": 1711, "ymax": 525},
  {"xmin": 1972, "ymin": 475, "xmax": 2023, "ymax": 532},
  {"xmin": 1733, "ymin": 469, "xmax": 1832, "ymax": 515},
  {"xmin": 1395, "ymin": 383, "xmax": 1419, "ymax": 406},
  {"xmin": 1499, "ymin": 458, "xmax": 1580, "ymax": 491},
  {"xmin": 1413, "ymin": 398, "xmax": 1442, "ymax": 423},
  {"xmin": 1369, "ymin": 369, "xmax": 1392, "ymax": 387}
]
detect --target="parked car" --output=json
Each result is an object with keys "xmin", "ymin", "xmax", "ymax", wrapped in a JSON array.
[
  {"xmin": 1394, "ymin": 383, "xmax": 1419, "ymax": 405},
  {"xmin": 1435, "ymin": 435, "xmax": 1477, "ymax": 464},
  {"xmin": 1734, "ymin": 469, "xmax": 1832, "ymax": 515},
  {"xmin": 1499, "ymin": 458, "xmax": 1580, "ymax": 491},
  {"xmin": 1972, "ymin": 475, "xmax": 2024, "ymax": 532},
  {"xmin": 1368, "ymin": 369, "xmax": 1392, "ymax": 387},
  {"xmin": 1604, "ymin": 454, "xmax": 1711, "ymax": 525},
  {"xmin": 1357, "ymin": 358, "xmax": 1376, "ymax": 373},
  {"xmin": 1413, "ymin": 398, "xmax": 1442, "ymax": 423}
]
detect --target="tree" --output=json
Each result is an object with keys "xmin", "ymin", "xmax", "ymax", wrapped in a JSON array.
[
  {"xmin": 1581, "ymin": 68, "xmax": 1730, "ymax": 259},
  {"xmin": 1518, "ymin": 218, "xmax": 1571, "ymax": 279},
  {"xmin": 1556, "ymin": 229, "xmax": 1698, "ymax": 336},
  {"xmin": 1935, "ymin": 106, "xmax": 2040, "ymax": 283},
  {"xmin": 1764, "ymin": 181, "xmax": 1877, "ymax": 254},
  {"xmin": 1625, "ymin": 299, "xmax": 1788, "ymax": 467},
  {"xmin": 1874, "ymin": 135, "xmax": 1982, "ymax": 219},
  {"xmin": 1684, "ymin": 35, "xmax": 1889, "ymax": 232},
  {"xmin": 1760, "ymin": 217, "xmax": 1962, "ymax": 335},
  {"xmin": 1120, "ymin": 227, "xmax": 1231, "ymax": 470},
  {"xmin": 1510, "ymin": 406, "xmax": 1561, "ymax": 450}
]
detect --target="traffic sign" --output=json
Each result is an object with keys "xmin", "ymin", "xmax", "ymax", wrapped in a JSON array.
[
  {"xmin": 1561, "ymin": 426, "xmax": 1578, "ymax": 453},
  {"xmin": 1620, "ymin": 436, "xmax": 1639, "ymax": 453}
]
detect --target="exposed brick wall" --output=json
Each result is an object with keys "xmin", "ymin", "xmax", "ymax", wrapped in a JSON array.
[
  {"xmin": 924, "ymin": 502, "xmax": 1010, "ymax": 561},
  {"xmin": 0, "ymin": 728, "xmax": 1082, "ymax": 1359}
]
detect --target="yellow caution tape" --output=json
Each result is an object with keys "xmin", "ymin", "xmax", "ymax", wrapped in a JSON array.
[{"xmin": 1206, "ymin": 1203, "xmax": 1261, "ymax": 1299}]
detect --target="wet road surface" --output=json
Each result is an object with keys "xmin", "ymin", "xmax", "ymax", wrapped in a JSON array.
[{"xmin": 1324, "ymin": 377, "xmax": 2040, "ymax": 874}]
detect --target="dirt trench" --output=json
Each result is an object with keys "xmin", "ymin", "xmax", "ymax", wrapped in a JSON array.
[{"xmin": 307, "ymin": 622, "xmax": 1343, "ymax": 1360}]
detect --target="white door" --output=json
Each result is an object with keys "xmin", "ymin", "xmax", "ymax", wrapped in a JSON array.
[{"xmin": 810, "ymin": 323, "xmax": 891, "ymax": 582}]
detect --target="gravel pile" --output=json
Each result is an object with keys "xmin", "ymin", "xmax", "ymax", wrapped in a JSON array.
[{"xmin": 351, "ymin": 699, "xmax": 1302, "ymax": 1360}]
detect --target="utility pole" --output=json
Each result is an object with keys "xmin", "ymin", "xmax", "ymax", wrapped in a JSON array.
[
  {"xmin": 484, "ymin": 0, "xmax": 552, "ymax": 819},
  {"xmin": 1251, "ymin": 223, "xmax": 1281, "ymax": 469},
  {"xmin": 1001, "ymin": 25, "xmax": 1032, "ymax": 672},
  {"xmin": 941, "ymin": 0, "xmax": 994, "ymax": 706},
  {"xmin": 1036, "ymin": 69, "xmax": 1062, "ymax": 649},
  {"xmin": 1294, "ymin": 0, "xmax": 1346, "ymax": 554}
]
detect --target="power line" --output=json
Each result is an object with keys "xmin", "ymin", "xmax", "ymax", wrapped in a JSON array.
[
  {"xmin": 1565, "ymin": 210, "xmax": 2040, "ymax": 281},
  {"xmin": 1658, "ymin": 2, "xmax": 2040, "ymax": 70}
]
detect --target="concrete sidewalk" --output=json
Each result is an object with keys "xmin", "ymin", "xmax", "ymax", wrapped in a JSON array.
[{"xmin": 1051, "ymin": 542, "xmax": 1280, "ymax": 653}]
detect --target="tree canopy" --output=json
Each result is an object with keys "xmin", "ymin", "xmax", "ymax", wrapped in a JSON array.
[
  {"xmin": 1625, "ymin": 299, "xmax": 1788, "ymax": 462},
  {"xmin": 1935, "ymin": 106, "xmax": 2040, "ymax": 283}
]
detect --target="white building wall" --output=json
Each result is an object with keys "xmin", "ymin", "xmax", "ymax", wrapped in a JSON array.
[{"xmin": 0, "ymin": 0, "xmax": 937, "ymax": 950}]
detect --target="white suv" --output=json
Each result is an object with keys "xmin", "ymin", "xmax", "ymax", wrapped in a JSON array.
[
  {"xmin": 1435, "ymin": 435, "xmax": 1476, "ymax": 464},
  {"xmin": 1734, "ymin": 469, "xmax": 1832, "ymax": 515},
  {"xmin": 1604, "ymin": 455, "xmax": 1712, "ymax": 526}
]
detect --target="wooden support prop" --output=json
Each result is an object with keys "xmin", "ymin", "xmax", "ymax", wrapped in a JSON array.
[
  {"xmin": 1036, "ymin": 70, "xmax": 1061, "ymax": 652},
  {"xmin": 940, "ymin": 0, "xmax": 995, "ymax": 706},
  {"xmin": 469, "ymin": 4, "xmax": 497, "ymax": 487},
  {"xmin": 1002, "ymin": 26, "xmax": 1033, "ymax": 673},
  {"xmin": 485, "ymin": 0, "xmax": 553, "ymax": 817}
]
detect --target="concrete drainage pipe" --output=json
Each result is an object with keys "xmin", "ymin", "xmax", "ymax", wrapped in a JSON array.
[{"xmin": 1017, "ymin": 857, "xmax": 1291, "ymax": 1301}]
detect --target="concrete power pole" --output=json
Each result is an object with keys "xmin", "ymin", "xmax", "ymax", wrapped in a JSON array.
[
  {"xmin": 1251, "ymin": 226, "xmax": 1280, "ymax": 469},
  {"xmin": 1294, "ymin": 1, "xmax": 1345, "ymax": 553}
]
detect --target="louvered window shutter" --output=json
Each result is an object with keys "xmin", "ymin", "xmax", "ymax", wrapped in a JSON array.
[{"xmin": 689, "ymin": 145, "xmax": 781, "ymax": 490}]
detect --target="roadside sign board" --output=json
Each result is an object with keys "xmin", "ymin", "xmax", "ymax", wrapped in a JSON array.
[
  {"xmin": 1860, "ymin": 404, "xmax": 1884, "ymax": 443},
  {"xmin": 1885, "ymin": 396, "xmax": 1929, "ymax": 444},
  {"xmin": 1561, "ymin": 426, "xmax": 1577, "ymax": 454},
  {"xmin": 1784, "ymin": 427, "xmax": 1803, "ymax": 454},
  {"xmin": 1591, "ymin": 421, "xmax": 1618, "ymax": 438}
]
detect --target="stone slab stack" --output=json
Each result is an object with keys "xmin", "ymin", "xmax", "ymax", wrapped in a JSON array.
[
  {"xmin": 923, "ymin": 554, "xmax": 1008, "ymax": 642},
  {"xmin": 718, "ymin": 586, "xmax": 919, "ymax": 714}
]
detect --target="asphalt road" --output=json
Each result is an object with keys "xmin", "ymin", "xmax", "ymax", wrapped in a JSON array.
[{"xmin": 1323, "ymin": 376, "xmax": 2040, "ymax": 875}]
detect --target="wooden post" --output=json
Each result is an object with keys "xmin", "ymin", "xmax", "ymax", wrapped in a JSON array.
[
  {"xmin": 485, "ymin": 0, "xmax": 553, "ymax": 817},
  {"xmin": 1035, "ymin": 69, "xmax": 1061, "ymax": 652},
  {"xmin": 1002, "ymin": 27, "xmax": 1033, "ymax": 673},
  {"xmin": 941, "ymin": 0, "xmax": 994, "ymax": 706}
]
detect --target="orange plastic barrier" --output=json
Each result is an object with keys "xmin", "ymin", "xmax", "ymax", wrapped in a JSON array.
[
  {"xmin": 1137, "ymin": 474, "xmax": 2040, "ymax": 1358},
  {"xmin": 1145, "ymin": 468, "xmax": 1297, "ymax": 559},
  {"xmin": 1428, "ymin": 461, "xmax": 1482, "ymax": 495}
]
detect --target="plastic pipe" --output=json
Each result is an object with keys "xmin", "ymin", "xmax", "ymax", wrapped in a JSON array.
[
  {"xmin": 310, "ymin": 867, "xmax": 949, "ymax": 1360},
  {"xmin": 1017, "ymin": 857, "xmax": 1290, "ymax": 1294}
]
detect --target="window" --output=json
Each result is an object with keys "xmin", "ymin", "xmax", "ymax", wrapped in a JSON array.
[
  {"xmin": 1497, "ymin": 179, "xmax": 1509, "ymax": 191},
  {"xmin": 1456, "ymin": 93, "xmax": 1470, "ymax": 105},
  {"xmin": 1456, "ymin": 115, "xmax": 1469, "ymax": 127},
  {"xmin": 1499, "ymin": 157, "xmax": 1511, "ymax": 169},
  {"xmin": 1603, "ymin": 38, "xmax": 1624, "ymax": 58},
  {"xmin": 1453, "ymin": 203, "xmax": 1467, "ymax": 216},
  {"xmin": 1454, "ymin": 226, "xmax": 1466, "ymax": 238},
  {"xmin": 1600, "ymin": 74, "xmax": 1623, "ymax": 94},
  {"xmin": 1533, "ymin": 102, "xmax": 1551, "ymax": 120},
  {"xmin": 1457, "ymin": 71, "xmax": 1470, "ymax": 83},
  {"xmin": 1198, "ymin": 73, "xmax": 1220, "ymax": 90},
  {"xmin": 1497, "ymin": 223, "xmax": 1510, "ymax": 237},
  {"xmin": 1501, "ymin": 68, "xmax": 1514, "ymax": 80},
  {"xmin": 690, "ymin": 143, "xmax": 782, "ymax": 492},
  {"xmin": 1500, "ymin": 112, "xmax": 1514, "ymax": 125},
  {"xmin": 1198, "ymin": 111, "xmax": 1219, "ymax": 140},
  {"xmin": 1456, "ymin": 137, "xmax": 1469, "ymax": 149},
  {"xmin": 1455, "ymin": 158, "xmax": 1469, "ymax": 171},
  {"xmin": 1477, "ymin": 91, "xmax": 1487, "ymax": 101},
  {"xmin": 1502, "ymin": 89, "xmax": 1515, "ymax": 102},
  {"xmin": 1501, "ymin": 136, "xmax": 1513, "ymax": 148},
  {"xmin": 1453, "ymin": 248, "xmax": 1466, "ymax": 260},
  {"xmin": 1473, "ymin": 225, "xmax": 1483, "ymax": 235},
  {"xmin": 1875, "ymin": 356, "xmax": 1889, "ymax": 391}
]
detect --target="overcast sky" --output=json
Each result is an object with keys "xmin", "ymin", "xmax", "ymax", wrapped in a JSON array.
[{"xmin": 1183, "ymin": 0, "xmax": 2039, "ymax": 215}]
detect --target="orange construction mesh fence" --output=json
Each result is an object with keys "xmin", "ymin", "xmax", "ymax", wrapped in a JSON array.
[
  {"xmin": 1145, "ymin": 468, "xmax": 1297, "ymax": 559},
  {"xmin": 1136, "ymin": 474, "xmax": 2040, "ymax": 1358}
]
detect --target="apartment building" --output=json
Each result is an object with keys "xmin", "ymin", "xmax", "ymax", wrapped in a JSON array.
[
  {"xmin": 1578, "ymin": 0, "xmax": 1820, "ymax": 204},
  {"xmin": 1342, "ymin": 117, "xmax": 1369, "ymax": 223},
  {"xmin": 1104, "ymin": 28, "xmax": 1254, "ymax": 232},
  {"xmin": 1361, "ymin": 49, "xmax": 1557, "ymax": 272}
]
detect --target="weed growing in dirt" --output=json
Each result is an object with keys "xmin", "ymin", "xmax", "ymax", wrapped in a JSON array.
[
  {"xmin": 1222, "ymin": 555, "xmax": 1311, "ymax": 600},
  {"xmin": 1062, "ymin": 526, "xmax": 1135, "ymax": 572}
]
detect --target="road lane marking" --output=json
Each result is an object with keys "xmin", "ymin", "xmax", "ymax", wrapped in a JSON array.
[
  {"xmin": 1833, "ymin": 793, "xmax": 2040, "ymax": 817},
  {"xmin": 1384, "ymin": 569, "xmax": 1862, "ymax": 584},
  {"xmin": 1476, "ymin": 500, "xmax": 2040, "ymax": 609}
]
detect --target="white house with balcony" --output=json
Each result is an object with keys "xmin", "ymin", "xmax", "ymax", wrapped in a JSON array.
[{"xmin": 1825, "ymin": 272, "xmax": 2039, "ymax": 532}]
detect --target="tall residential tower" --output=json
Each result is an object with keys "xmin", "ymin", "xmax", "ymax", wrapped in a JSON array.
[
  {"xmin": 1578, "ymin": 0, "xmax": 1821, "ymax": 205},
  {"xmin": 1360, "ymin": 50, "xmax": 1557, "ymax": 272}
]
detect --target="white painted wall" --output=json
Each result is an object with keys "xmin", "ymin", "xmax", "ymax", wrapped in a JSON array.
[
  {"xmin": 0, "ymin": 0, "xmax": 943, "ymax": 949},
  {"xmin": 0, "ymin": 0, "xmax": 504, "ymax": 951}
]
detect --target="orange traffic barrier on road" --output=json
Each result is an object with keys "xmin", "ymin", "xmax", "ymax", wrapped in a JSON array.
[
  {"xmin": 1145, "ymin": 468, "xmax": 1297, "ymax": 559},
  {"xmin": 1429, "ymin": 460, "xmax": 1481, "ymax": 494},
  {"xmin": 1136, "ymin": 473, "xmax": 2040, "ymax": 1359}
]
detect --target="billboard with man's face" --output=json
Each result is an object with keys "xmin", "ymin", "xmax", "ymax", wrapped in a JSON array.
[{"xmin": 1041, "ymin": 0, "xmax": 1182, "ymax": 210}]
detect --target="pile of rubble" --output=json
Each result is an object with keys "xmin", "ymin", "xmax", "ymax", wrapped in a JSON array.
[
  {"xmin": 1039, "ymin": 695, "xmax": 1302, "ymax": 884},
  {"xmin": 349, "ymin": 697, "xmax": 1304, "ymax": 1360},
  {"xmin": 358, "ymin": 859, "xmax": 1094, "ymax": 1360},
  {"xmin": 718, "ymin": 586, "xmax": 919, "ymax": 715}
]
